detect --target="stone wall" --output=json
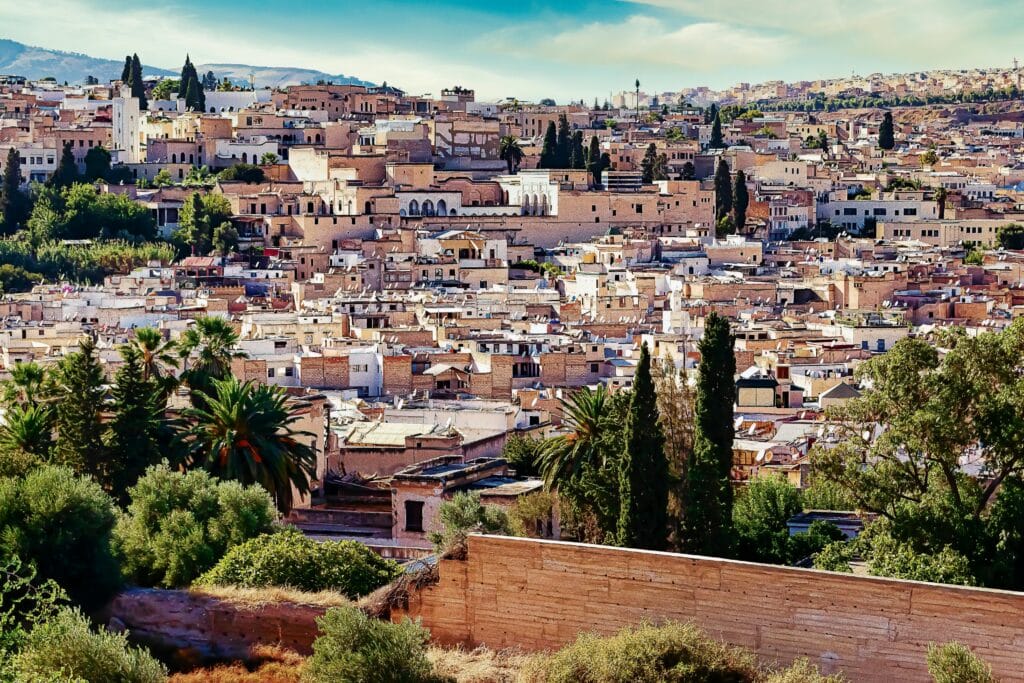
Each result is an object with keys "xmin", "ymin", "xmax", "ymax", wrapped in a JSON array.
[{"xmin": 395, "ymin": 535, "xmax": 1024, "ymax": 682}]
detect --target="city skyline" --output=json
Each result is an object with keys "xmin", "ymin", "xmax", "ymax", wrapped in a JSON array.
[{"xmin": 1, "ymin": 0, "xmax": 1022, "ymax": 101}]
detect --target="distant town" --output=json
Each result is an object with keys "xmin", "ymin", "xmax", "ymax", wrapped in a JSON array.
[{"xmin": 1, "ymin": 47, "xmax": 1023, "ymax": 682}]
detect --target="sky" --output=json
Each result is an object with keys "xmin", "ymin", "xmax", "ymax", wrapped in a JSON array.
[{"xmin": 1, "ymin": 0, "xmax": 1022, "ymax": 102}]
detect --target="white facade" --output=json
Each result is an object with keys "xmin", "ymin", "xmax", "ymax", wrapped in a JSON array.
[{"xmin": 112, "ymin": 91, "xmax": 142, "ymax": 164}]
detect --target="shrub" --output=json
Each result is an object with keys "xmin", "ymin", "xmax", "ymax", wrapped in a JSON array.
[
  {"xmin": 812, "ymin": 541, "xmax": 854, "ymax": 573},
  {"xmin": 113, "ymin": 465, "xmax": 277, "ymax": 588},
  {"xmin": 0, "ymin": 550, "xmax": 67, "ymax": 680},
  {"xmin": 427, "ymin": 492, "xmax": 513, "ymax": 558},
  {"xmin": 789, "ymin": 521, "xmax": 847, "ymax": 564},
  {"xmin": 926, "ymin": 642, "xmax": 996, "ymax": 683},
  {"xmin": 733, "ymin": 474, "xmax": 802, "ymax": 564},
  {"xmin": 508, "ymin": 492, "xmax": 556, "ymax": 538},
  {"xmin": 196, "ymin": 527, "xmax": 401, "ymax": 598},
  {"xmin": 765, "ymin": 658, "xmax": 846, "ymax": 683},
  {"xmin": 0, "ymin": 466, "xmax": 120, "ymax": 609},
  {"xmin": 522, "ymin": 621, "xmax": 759, "ymax": 683},
  {"xmin": 502, "ymin": 434, "xmax": 542, "ymax": 477},
  {"xmin": 303, "ymin": 606, "xmax": 433, "ymax": 683},
  {"xmin": 12, "ymin": 607, "xmax": 166, "ymax": 683}
]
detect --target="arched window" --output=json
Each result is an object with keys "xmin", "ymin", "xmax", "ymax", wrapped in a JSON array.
[
  {"xmin": 522, "ymin": 195, "xmax": 531, "ymax": 216},
  {"xmin": 533, "ymin": 194, "xmax": 542, "ymax": 216},
  {"xmin": 171, "ymin": 153, "xmax": 177, "ymax": 163},
  {"xmin": 422, "ymin": 200, "xmax": 434, "ymax": 216},
  {"xmin": 189, "ymin": 154, "xmax": 194, "ymax": 164},
  {"xmin": 436, "ymin": 199, "xmax": 447, "ymax": 215},
  {"xmin": 241, "ymin": 152, "xmax": 248, "ymax": 163},
  {"xmin": 306, "ymin": 201, "xmax": 314, "ymax": 213},
  {"xmin": 409, "ymin": 200, "xmax": 420, "ymax": 216}
]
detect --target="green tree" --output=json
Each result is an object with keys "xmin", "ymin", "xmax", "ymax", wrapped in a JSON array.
[
  {"xmin": 259, "ymin": 151, "xmax": 280, "ymax": 165},
  {"xmin": 427, "ymin": 491, "xmax": 513, "ymax": 557},
  {"xmin": 733, "ymin": 169, "xmax": 749, "ymax": 232},
  {"xmin": 212, "ymin": 220, "xmax": 239, "ymax": 256},
  {"xmin": 0, "ymin": 549, "xmax": 66, "ymax": 675},
  {"xmin": 681, "ymin": 161, "xmax": 696, "ymax": 180},
  {"xmin": 150, "ymin": 78, "xmax": 179, "ymax": 101},
  {"xmin": 539, "ymin": 121, "xmax": 558, "ymax": 169},
  {"xmin": 129, "ymin": 327, "xmax": 178, "ymax": 388},
  {"xmin": 120, "ymin": 55, "xmax": 131, "ymax": 83},
  {"xmin": 51, "ymin": 336, "xmax": 107, "ymax": 483},
  {"xmin": 710, "ymin": 112, "xmax": 725, "ymax": 148},
  {"xmin": 655, "ymin": 359, "xmax": 695, "ymax": 551},
  {"xmin": 0, "ymin": 466, "xmax": 121, "ymax": 609},
  {"xmin": 83, "ymin": 144, "xmax": 112, "ymax": 182},
  {"xmin": 0, "ymin": 360, "xmax": 49, "ymax": 407},
  {"xmin": 538, "ymin": 385, "xmax": 613, "ymax": 487},
  {"xmin": 152, "ymin": 168, "xmax": 174, "ymax": 187},
  {"xmin": 732, "ymin": 474, "xmax": 801, "ymax": 564},
  {"xmin": 640, "ymin": 143, "xmax": 659, "ymax": 184},
  {"xmin": 586, "ymin": 135, "xmax": 601, "ymax": 184},
  {"xmin": 502, "ymin": 433, "xmax": 542, "ymax": 477},
  {"xmin": 922, "ymin": 148, "xmax": 939, "ymax": 166},
  {"xmin": 499, "ymin": 135, "xmax": 523, "ymax": 174},
  {"xmin": 178, "ymin": 315, "xmax": 244, "ymax": 400},
  {"xmin": 714, "ymin": 158, "xmax": 733, "ymax": 222},
  {"xmin": 555, "ymin": 114, "xmax": 571, "ymax": 168},
  {"xmin": 175, "ymin": 191, "xmax": 233, "ymax": 255},
  {"xmin": 48, "ymin": 142, "xmax": 79, "ymax": 189},
  {"xmin": 616, "ymin": 342, "xmax": 669, "ymax": 550},
  {"xmin": 0, "ymin": 404, "xmax": 53, "ymax": 475},
  {"xmin": 879, "ymin": 111, "xmax": 895, "ymax": 150},
  {"xmin": 105, "ymin": 345, "xmax": 164, "ymax": 500},
  {"xmin": 682, "ymin": 312, "xmax": 736, "ymax": 556},
  {"xmin": 218, "ymin": 163, "xmax": 265, "ymax": 183},
  {"xmin": 113, "ymin": 464, "xmax": 277, "ymax": 587},
  {"xmin": 186, "ymin": 377, "xmax": 317, "ymax": 514},
  {"xmin": 935, "ymin": 186, "xmax": 948, "ymax": 220},
  {"xmin": 926, "ymin": 642, "xmax": 997, "ymax": 683},
  {"xmin": 129, "ymin": 53, "xmax": 147, "ymax": 110},
  {"xmin": 570, "ymin": 130, "xmax": 586, "ymax": 170},
  {"xmin": 1, "ymin": 147, "xmax": 30, "ymax": 233}
]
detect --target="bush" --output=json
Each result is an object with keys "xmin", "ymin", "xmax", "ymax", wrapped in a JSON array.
[
  {"xmin": 427, "ymin": 492, "xmax": 513, "ymax": 558},
  {"xmin": 733, "ymin": 474, "xmax": 802, "ymax": 564},
  {"xmin": 502, "ymin": 434, "xmax": 542, "ymax": 477},
  {"xmin": 812, "ymin": 541, "xmax": 855, "ymax": 573},
  {"xmin": 113, "ymin": 465, "xmax": 277, "ymax": 588},
  {"xmin": 522, "ymin": 621, "xmax": 759, "ymax": 682},
  {"xmin": 303, "ymin": 606, "xmax": 433, "ymax": 683},
  {"xmin": 0, "ymin": 466, "xmax": 120, "ymax": 609},
  {"xmin": 12, "ymin": 607, "xmax": 166, "ymax": 683},
  {"xmin": 0, "ymin": 550, "xmax": 67, "ymax": 680},
  {"xmin": 789, "ymin": 521, "xmax": 847, "ymax": 564},
  {"xmin": 926, "ymin": 642, "xmax": 996, "ymax": 683},
  {"xmin": 764, "ymin": 658, "xmax": 846, "ymax": 683},
  {"xmin": 196, "ymin": 527, "xmax": 401, "ymax": 598}
]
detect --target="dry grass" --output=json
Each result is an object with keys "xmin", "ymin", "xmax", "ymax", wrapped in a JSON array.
[
  {"xmin": 169, "ymin": 646, "xmax": 304, "ymax": 683},
  {"xmin": 359, "ymin": 560, "xmax": 439, "ymax": 619},
  {"xmin": 427, "ymin": 646, "xmax": 532, "ymax": 683},
  {"xmin": 188, "ymin": 585, "xmax": 351, "ymax": 610}
]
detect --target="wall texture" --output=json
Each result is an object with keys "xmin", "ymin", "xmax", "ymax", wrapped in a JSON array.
[{"xmin": 395, "ymin": 535, "xmax": 1024, "ymax": 682}]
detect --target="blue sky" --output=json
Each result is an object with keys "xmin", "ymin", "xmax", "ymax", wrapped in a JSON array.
[{"xmin": 2, "ymin": 0, "xmax": 1021, "ymax": 101}]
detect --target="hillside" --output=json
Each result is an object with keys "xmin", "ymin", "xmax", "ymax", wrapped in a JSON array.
[{"xmin": 0, "ymin": 38, "xmax": 373, "ymax": 89}]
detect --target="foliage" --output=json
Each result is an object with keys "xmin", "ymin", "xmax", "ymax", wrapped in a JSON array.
[
  {"xmin": 812, "ymin": 323, "xmax": 1024, "ymax": 589},
  {"xmin": 997, "ymin": 223, "xmax": 1024, "ymax": 250},
  {"xmin": 733, "ymin": 474, "xmax": 801, "ymax": 564},
  {"xmin": 28, "ymin": 182, "xmax": 156, "ymax": 242},
  {"xmin": 508, "ymin": 492, "xmax": 556, "ymax": 538},
  {"xmin": 522, "ymin": 621, "xmax": 759, "ymax": 683},
  {"xmin": 174, "ymin": 192, "xmax": 234, "ymax": 256},
  {"xmin": 800, "ymin": 475, "xmax": 858, "ymax": 512},
  {"xmin": 83, "ymin": 145, "xmax": 112, "ymax": 182},
  {"xmin": 788, "ymin": 520, "xmax": 847, "ymax": 564},
  {"xmin": 617, "ymin": 343, "xmax": 669, "ymax": 550},
  {"xmin": 427, "ymin": 491, "xmax": 513, "ymax": 557},
  {"xmin": 502, "ymin": 434, "xmax": 542, "ymax": 477},
  {"xmin": 180, "ymin": 54, "xmax": 206, "ymax": 112},
  {"xmin": 763, "ymin": 658, "xmax": 846, "ymax": 683},
  {"xmin": 113, "ymin": 464, "xmax": 277, "ymax": 588},
  {"xmin": 260, "ymin": 152, "xmax": 280, "ymax": 166},
  {"xmin": 12, "ymin": 607, "xmax": 166, "ymax": 683},
  {"xmin": 185, "ymin": 377, "xmax": 316, "ymax": 515},
  {"xmin": 921, "ymin": 149, "xmax": 939, "ymax": 166},
  {"xmin": 0, "ymin": 403, "xmax": 54, "ymax": 474},
  {"xmin": 864, "ymin": 532, "xmax": 975, "ymax": 586},
  {"xmin": 51, "ymin": 336, "xmax": 107, "ymax": 482},
  {"xmin": 0, "ymin": 466, "xmax": 121, "ymax": 609},
  {"xmin": 1, "ymin": 147, "xmax": 30, "ymax": 233},
  {"xmin": 710, "ymin": 112, "xmax": 725, "ymax": 149},
  {"xmin": 714, "ymin": 158, "xmax": 732, "ymax": 221},
  {"xmin": 539, "ymin": 121, "xmax": 558, "ymax": 169},
  {"xmin": 812, "ymin": 540, "xmax": 854, "ymax": 572},
  {"xmin": 0, "ymin": 550, "xmax": 66, "ymax": 678},
  {"xmin": 105, "ymin": 344, "xmax": 165, "ymax": 499},
  {"xmin": 151, "ymin": 78, "xmax": 180, "ymax": 101},
  {"xmin": 926, "ymin": 642, "xmax": 996, "ymax": 683},
  {"xmin": 499, "ymin": 135, "xmax": 523, "ymax": 175},
  {"xmin": 654, "ymin": 359, "xmax": 694, "ymax": 551},
  {"xmin": 196, "ymin": 527, "xmax": 399, "ymax": 598},
  {"xmin": 879, "ymin": 111, "xmax": 895, "ymax": 150},
  {"xmin": 303, "ymin": 606, "xmax": 434, "ymax": 683},
  {"xmin": 963, "ymin": 249, "xmax": 984, "ymax": 266},
  {"xmin": 682, "ymin": 312, "xmax": 736, "ymax": 556},
  {"xmin": 48, "ymin": 142, "xmax": 79, "ymax": 189},
  {"xmin": 733, "ymin": 169, "xmax": 749, "ymax": 232},
  {"xmin": 219, "ymin": 163, "xmax": 266, "ymax": 184}
]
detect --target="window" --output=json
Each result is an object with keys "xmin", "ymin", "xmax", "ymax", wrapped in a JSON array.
[
  {"xmin": 590, "ymin": 363, "xmax": 599, "ymax": 372},
  {"xmin": 404, "ymin": 501, "xmax": 424, "ymax": 532},
  {"xmin": 351, "ymin": 364, "xmax": 368, "ymax": 373},
  {"xmin": 267, "ymin": 368, "xmax": 276, "ymax": 378}
]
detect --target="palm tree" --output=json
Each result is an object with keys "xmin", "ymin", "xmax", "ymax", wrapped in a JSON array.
[
  {"xmin": 0, "ymin": 403, "xmax": 54, "ymax": 463},
  {"xmin": 186, "ymin": 377, "xmax": 316, "ymax": 514},
  {"xmin": 935, "ymin": 186, "xmax": 948, "ymax": 220},
  {"xmin": 178, "ymin": 317, "xmax": 245, "ymax": 402},
  {"xmin": 537, "ymin": 385, "xmax": 613, "ymax": 488},
  {"xmin": 130, "ymin": 327, "xmax": 179, "ymax": 385},
  {"xmin": 499, "ymin": 135, "xmax": 523, "ymax": 175},
  {"xmin": 1, "ymin": 361, "xmax": 49, "ymax": 407}
]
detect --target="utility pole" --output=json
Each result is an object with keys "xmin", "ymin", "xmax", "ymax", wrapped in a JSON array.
[{"xmin": 635, "ymin": 78, "xmax": 641, "ymax": 122}]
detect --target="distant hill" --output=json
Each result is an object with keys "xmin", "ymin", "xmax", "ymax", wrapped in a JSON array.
[{"xmin": 0, "ymin": 38, "xmax": 374, "ymax": 89}]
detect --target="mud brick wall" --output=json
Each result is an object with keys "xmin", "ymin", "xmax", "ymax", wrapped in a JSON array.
[{"xmin": 396, "ymin": 535, "xmax": 1024, "ymax": 682}]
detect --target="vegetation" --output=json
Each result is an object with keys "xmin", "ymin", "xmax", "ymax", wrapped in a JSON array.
[
  {"xmin": 714, "ymin": 158, "xmax": 733, "ymax": 223},
  {"xmin": 501, "ymin": 433, "xmax": 543, "ymax": 477},
  {"xmin": 733, "ymin": 169, "xmax": 749, "ymax": 232},
  {"xmin": 428, "ymin": 491, "xmax": 512, "ymax": 557},
  {"xmin": 499, "ymin": 135, "xmax": 523, "ymax": 174},
  {"xmin": 926, "ymin": 642, "xmax": 997, "ymax": 683},
  {"xmin": 219, "ymin": 163, "xmax": 266, "ymax": 184},
  {"xmin": 303, "ymin": 606, "xmax": 434, "ymax": 683},
  {"xmin": 1, "ymin": 147, "xmax": 30, "ymax": 233},
  {"xmin": 0, "ymin": 550, "xmax": 66, "ymax": 679},
  {"xmin": 640, "ymin": 143, "xmax": 668, "ymax": 184},
  {"xmin": 682, "ymin": 312, "xmax": 736, "ymax": 556},
  {"xmin": 11, "ymin": 607, "xmax": 166, "ymax": 683},
  {"xmin": 28, "ymin": 182, "xmax": 156, "ymax": 242},
  {"xmin": 174, "ymin": 191, "xmax": 234, "ymax": 256},
  {"xmin": 879, "ymin": 112, "xmax": 895, "ymax": 150},
  {"xmin": 180, "ymin": 54, "xmax": 207, "ymax": 112},
  {"xmin": 997, "ymin": 223, "xmax": 1024, "ymax": 250},
  {"xmin": 197, "ymin": 527, "xmax": 400, "ymax": 598},
  {"xmin": 710, "ymin": 112, "xmax": 725, "ymax": 148},
  {"xmin": 113, "ymin": 465, "xmax": 277, "ymax": 588}
]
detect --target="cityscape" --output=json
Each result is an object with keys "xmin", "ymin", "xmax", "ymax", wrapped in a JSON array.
[{"xmin": 1, "ymin": 3, "xmax": 1023, "ymax": 681}]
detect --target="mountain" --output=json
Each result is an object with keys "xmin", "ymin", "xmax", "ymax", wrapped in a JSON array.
[{"xmin": 0, "ymin": 38, "xmax": 373, "ymax": 89}]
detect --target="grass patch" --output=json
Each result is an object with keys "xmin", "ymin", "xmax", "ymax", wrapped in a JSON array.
[
  {"xmin": 188, "ymin": 585, "xmax": 351, "ymax": 610},
  {"xmin": 427, "ymin": 646, "xmax": 532, "ymax": 683}
]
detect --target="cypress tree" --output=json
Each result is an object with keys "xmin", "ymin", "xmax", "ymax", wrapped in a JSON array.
[
  {"xmin": 49, "ymin": 142, "xmax": 79, "ymax": 189},
  {"xmin": 710, "ymin": 112, "xmax": 725, "ymax": 149},
  {"xmin": 53, "ymin": 336, "xmax": 107, "ymax": 484},
  {"xmin": 106, "ymin": 344, "xmax": 162, "ymax": 499},
  {"xmin": 682, "ymin": 312, "xmax": 736, "ymax": 556},
  {"xmin": 121, "ymin": 55, "xmax": 132, "ymax": 83},
  {"xmin": 714, "ymin": 158, "xmax": 732, "ymax": 221},
  {"xmin": 879, "ymin": 111, "xmax": 895, "ymax": 150},
  {"xmin": 130, "ymin": 53, "xmax": 147, "ymax": 110},
  {"xmin": 539, "ymin": 121, "xmax": 557, "ymax": 169},
  {"xmin": 682, "ymin": 161, "xmax": 696, "ymax": 181},
  {"xmin": 733, "ymin": 169, "xmax": 749, "ymax": 232},
  {"xmin": 555, "ymin": 114, "xmax": 571, "ymax": 168},
  {"xmin": 641, "ymin": 143, "xmax": 658, "ymax": 184},
  {"xmin": 617, "ymin": 342, "xmax": 669, "ymax": 550},
  {"xmin": 183, "ymin": 77, "xmax": 200, "ymax": 112},
  {"xmin": 586, "ymin": 135, "xmax": 601, "ymax": 185},
  {"xmin": 570, "ymin": 130, "xmax": 585, "ymax": 170},
  {"xmin": 1, "ymin": 147, "xmax": 29, "ymax": 232},
  {"xmin": 705, "ymin": 102, "xmax": 719, "ymax": 125}
]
